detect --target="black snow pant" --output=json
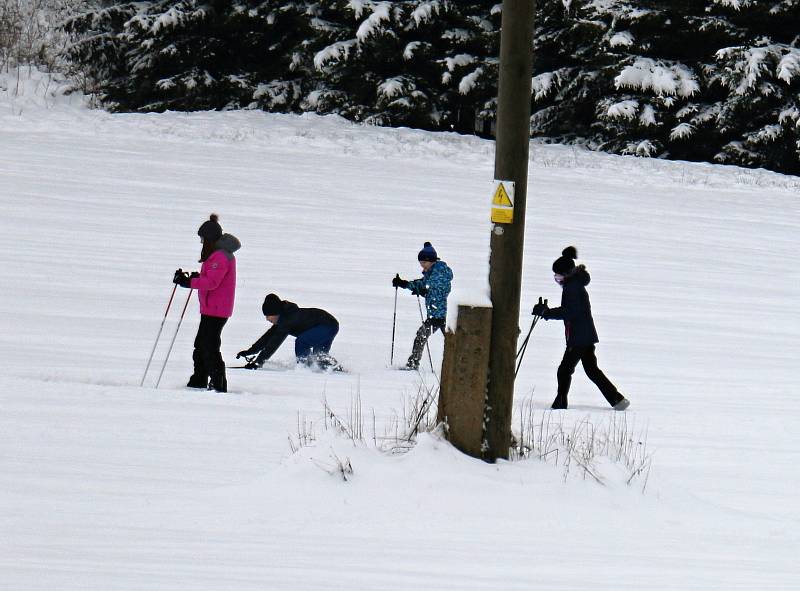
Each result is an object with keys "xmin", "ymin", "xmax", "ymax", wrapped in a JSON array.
[
  {"xmin": 406, "ymin": 318, "xmax": 445, "ymax": 369},
  {"xmin": 189, "ymin": 314, "xmax": 228, "ymax": 392},
  {"xmin": 551, "ymin": 344, "xmax": 623, "ymax": 409}
]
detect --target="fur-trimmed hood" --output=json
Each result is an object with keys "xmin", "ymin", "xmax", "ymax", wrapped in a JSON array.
[
  {"xmin": 215, "ymin": 233, "xmax": 241, "ymax": 259},
  {"xmin": 565, "ymin": 264, "xmax": 590, "ymax": 287}
]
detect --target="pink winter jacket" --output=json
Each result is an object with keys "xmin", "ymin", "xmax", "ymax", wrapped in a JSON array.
[{"xmin": 190, "ymin": 233, "xmax": 240, "ymax": 318}]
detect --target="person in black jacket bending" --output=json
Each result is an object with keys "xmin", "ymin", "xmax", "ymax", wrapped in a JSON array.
[
  {"xmin": 236, "ymin": 294, "xmax": 341, "ymax": 371},
  {"xmin": 533, "ymin": 247, "xmax": 630, "ymax": 411}
]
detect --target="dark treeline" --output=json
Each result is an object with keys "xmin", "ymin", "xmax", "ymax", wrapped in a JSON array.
[{"xmin": 65, "ymin": 1, "xmax": 800, "ymax": 174}]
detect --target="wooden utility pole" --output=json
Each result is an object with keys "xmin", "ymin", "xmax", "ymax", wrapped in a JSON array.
[{"xmin": 484, "ymin": 0, "xmax": 536, "ymax": 462}]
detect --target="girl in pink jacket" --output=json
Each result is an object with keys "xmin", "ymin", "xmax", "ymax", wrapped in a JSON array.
[{"xmin": 174, "ymin": 214, "xmax": 240, "ymax": 392}]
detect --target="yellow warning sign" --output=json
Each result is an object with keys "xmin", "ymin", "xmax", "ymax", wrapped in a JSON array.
[
  {"xmin": 491, "ymin": 180, "xmax": 514, "ymax": 224},
  {"xmin": 492, "ymin": 182, "xmax": 513, "ymax": 207}
]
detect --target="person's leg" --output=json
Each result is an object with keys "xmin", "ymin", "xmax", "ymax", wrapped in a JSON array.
[
  {"xmin": 313, "ymin": 324, "xmax": 340, "ymax": 369},
  {"xmin": 295, "ymin": 326, "xmax": 318, "ymax": 360},
  {"xmin": 204, "ymin": 316, "xmax": 228, "ymax": 392},
  {"xmin": 406, "ymin": 320, "xmax": 445, "ymax": 370},
  {"xmin": 552, "ymin": 346, "xmax": 582, "ymax": 409},
  {"xmin": 298, "ymin": 324, "xmax": 339, "ymax": 367},
  {"xmin": 315, "ymin": 324, "xmax": 339, "ymax": 354},
  {"xmin": 295, "ymin": 324, "xmax": 339, "ymax": 363},
  {"xmin": 406, "ymin": 322, "xmax": 433, "ymax": 369},
  {"xmin": 579, "ymin": 345, "xmax": 624, "ymax": 407},
  {"xmin": 187, "ymin": 316, "xmax": 210, "ymax": 388}
]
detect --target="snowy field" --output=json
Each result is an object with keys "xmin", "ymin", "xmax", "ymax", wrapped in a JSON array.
[{"xmin": 1, "ymin": 69, "xmax": 799, "ymax": 589}]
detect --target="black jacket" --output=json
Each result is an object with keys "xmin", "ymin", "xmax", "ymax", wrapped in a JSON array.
[
  {"xmin": 245, "ymin": 300, "xmax": 338, "ymax": 364},
  {"xmin": 543, "ymin": 266, "xmax": 599, "ymax": 347}
]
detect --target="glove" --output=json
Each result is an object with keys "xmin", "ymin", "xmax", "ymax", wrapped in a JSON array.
[
  {"xmin": 173, "ymin": 269, "xmax": 192, "ymax": 288},
  {"xmin": 236, "ymin": 350, "xmax": 250, "ymax": 360},
  {"xmin": 189, "ymin": 271, "xmax": 200, "ymax": 279},
  {"xmin": 532, "ymin": 297, "xmax": 549, "ymax": 317},
  {"xmin": 392, "ymin": 274, "xmax": 409, "ymax": 289}
]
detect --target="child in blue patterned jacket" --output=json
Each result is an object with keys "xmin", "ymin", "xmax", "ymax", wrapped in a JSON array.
[{"xmin": 392, "ymin": 242, "xmax": 453, "ymax": 370}]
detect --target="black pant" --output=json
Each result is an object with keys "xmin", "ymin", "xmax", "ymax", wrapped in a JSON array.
[
  {"xmin": 407, "ymin": 318, "xmax": 445, "ymax": 369},
  {"xmin": 552, "ymin": 345, "xmax": 622, "ymax": 408},
  {"xmin": 191, "ymin": 315, "xmax": 228, "ymax": 387}
]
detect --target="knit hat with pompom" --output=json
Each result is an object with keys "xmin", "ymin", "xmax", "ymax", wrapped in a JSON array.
[
  {"xmin": 198, "ymin": 213, "xmax": 223, "ymax": 242},
  {"xmin": 552, "ymin": 246, "xmax": 578, "ymax": 275},
  {"xmin": 417, "ymin": 242, "xmax": 438, "ymax": 262}
]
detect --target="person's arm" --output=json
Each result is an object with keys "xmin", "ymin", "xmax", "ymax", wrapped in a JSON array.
[
  {"xmin": 406, "ymin": 277, "xmax": 428, "ymax": 296},
  {"xmin": 542, "ymin": 305, "xmax": 561, "ymax": 320},
  {"xmin": 190, "ymin": 255, "xmax": 228, "ymax": 291},
  {"xmin": 252, "ymin": 325, "xmax": 290, "ymax": 365},
  {"xmin": 543, "ymin": 286, "xmax": 579, "ymax": 321},
  {"xmin": 237, "ymin": 325, "xmax": 289, "ymax": 365}
]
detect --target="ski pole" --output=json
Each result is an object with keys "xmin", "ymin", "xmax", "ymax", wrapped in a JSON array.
[
  {"xmin": 155, "ymin": 289, "xmax": 193, "ymax": 389},
  {"xmin": 416, "ymin": 295, "xmax": 436, "ymax": 373},
  {"xmin": 515, "ymin": 298, "xmax": 547, "ymax": 378},
  {"xmin": 514, "ymin": 316, "xmax": 539, "ymax": 378},
  {"xmin": 516, "ymin": 314, "xmax": 540, "ymax": 360},
  {"xmin": 140, "ymin": 283, "xmax": 178, "ymax": 386},
  {"xmin": 390, "ymin": 285, "xmax": 398, "ymax": 365}
]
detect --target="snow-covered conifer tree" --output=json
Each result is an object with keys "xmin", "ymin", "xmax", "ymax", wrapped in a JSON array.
[
  {"xmin": 530, "ymin": 0, "xmax": 613, "ymax": 144},
  {"xmin": 307, "ymin": 1, "xmax": 438, "ymax": 129},
  {"xmin": 709, "ymin": 0, "xmax": 800, "ymax": 172},
  {"xmin": 588, "ymin": 1, "xmax": 714, "ymax": 159},
  {"xmin": 537, "ymin": 0, "xmax": 800, "ymax": 172},
  {"xmin": 66, "ymin": 1, "xmax": 311, "ymax": 112},
  {"xmin": 306, "ymin": 1, "xmax": 500, "ymax": 132},
  {"xmin": 63, "ymin": 1, "xmax": 141, "ymax": 102},
  {"xmin": 304, "ymin": 1, "xmax": 405, "ymax": 123},
  {"xmin": 423, "ymin": 1, "xmax": 500, "ymax": 134},
  {"xmin": 62, "ymin": 0, "xmax": 799, "ymax": 172}
]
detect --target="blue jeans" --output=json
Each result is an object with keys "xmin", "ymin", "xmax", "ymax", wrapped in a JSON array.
[{"xmin": 295, "ymin": 324, "xmax": 339, "ymax": 359}]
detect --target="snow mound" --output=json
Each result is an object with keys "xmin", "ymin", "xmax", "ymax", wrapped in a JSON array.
[{"xmin": 0, "ymin": 66, "xmax": 88, "ymax": 118}]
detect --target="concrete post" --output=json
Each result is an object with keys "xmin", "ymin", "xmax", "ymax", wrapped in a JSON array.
[{"xmin": 438, "ymin": 305, "xmax": 493, "ymax": 458}]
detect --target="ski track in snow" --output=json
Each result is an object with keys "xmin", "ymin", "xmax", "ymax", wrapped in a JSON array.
[{"xmin": 1, "ymin": 70, "xmax": 799, "ymax": 588}]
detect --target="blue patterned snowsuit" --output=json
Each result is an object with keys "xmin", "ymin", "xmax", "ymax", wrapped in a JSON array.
[{"xmin": 403, "ymin": 260, "xmax": 453, "ymax": 368}]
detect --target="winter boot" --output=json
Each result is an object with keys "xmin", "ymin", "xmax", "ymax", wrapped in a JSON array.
[
  {"xmin": 209, "ymin": 369, "xmax": 227, "ymax": 393},
  {"xmin": 314, "ymin": 353, "xmax": 345, "ymax": 372},
  {"xmin": 613, "ymin": 398, "xmax": 630, "ymax": 411},
  {"xmin": 187, "ymin": 375, "xmax": 209, "ymax": 388},
  {"xmin": 188, "ymin": 350, "xmax": 208, "ymax": 388}
]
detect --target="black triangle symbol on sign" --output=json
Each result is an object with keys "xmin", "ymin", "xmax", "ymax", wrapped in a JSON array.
[{"xmin": 493, "ymin": 183, "xmax": 513, "ymax": 207}]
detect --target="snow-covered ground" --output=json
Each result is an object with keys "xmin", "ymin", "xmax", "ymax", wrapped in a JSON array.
[{"xmin": 1, "ymin": 68, "xmax": 799, "ymax": 589}]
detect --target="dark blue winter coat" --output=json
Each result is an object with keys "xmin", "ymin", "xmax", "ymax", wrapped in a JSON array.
[
  {"xmin": 542, "ymin": 266, "xmax": 599, "ymax": 347},
  {"xmin": 406, "ymin": 260, "xmax": 453, "ymax": 320},
  {"xmin": 245, "ymin": 300, "xmax": 338, "ymax": 364}
]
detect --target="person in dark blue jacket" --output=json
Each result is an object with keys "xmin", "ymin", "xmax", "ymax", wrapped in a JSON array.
[
  {"xmin": 392, "ymin": 242, "xmax": 453, "ymax": 370},
  {"xmin": 533, "ymin": 247, "xmax": 630, "ymax": 410},
  {"xmin": 236, "ymin": 294, "xmax": 341, "ymax": 371}
]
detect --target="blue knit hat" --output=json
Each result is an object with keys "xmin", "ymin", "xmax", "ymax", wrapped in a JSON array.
[{"xmin": 417, "ymin": 242, "xmax": 438, "ymax": 262}]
